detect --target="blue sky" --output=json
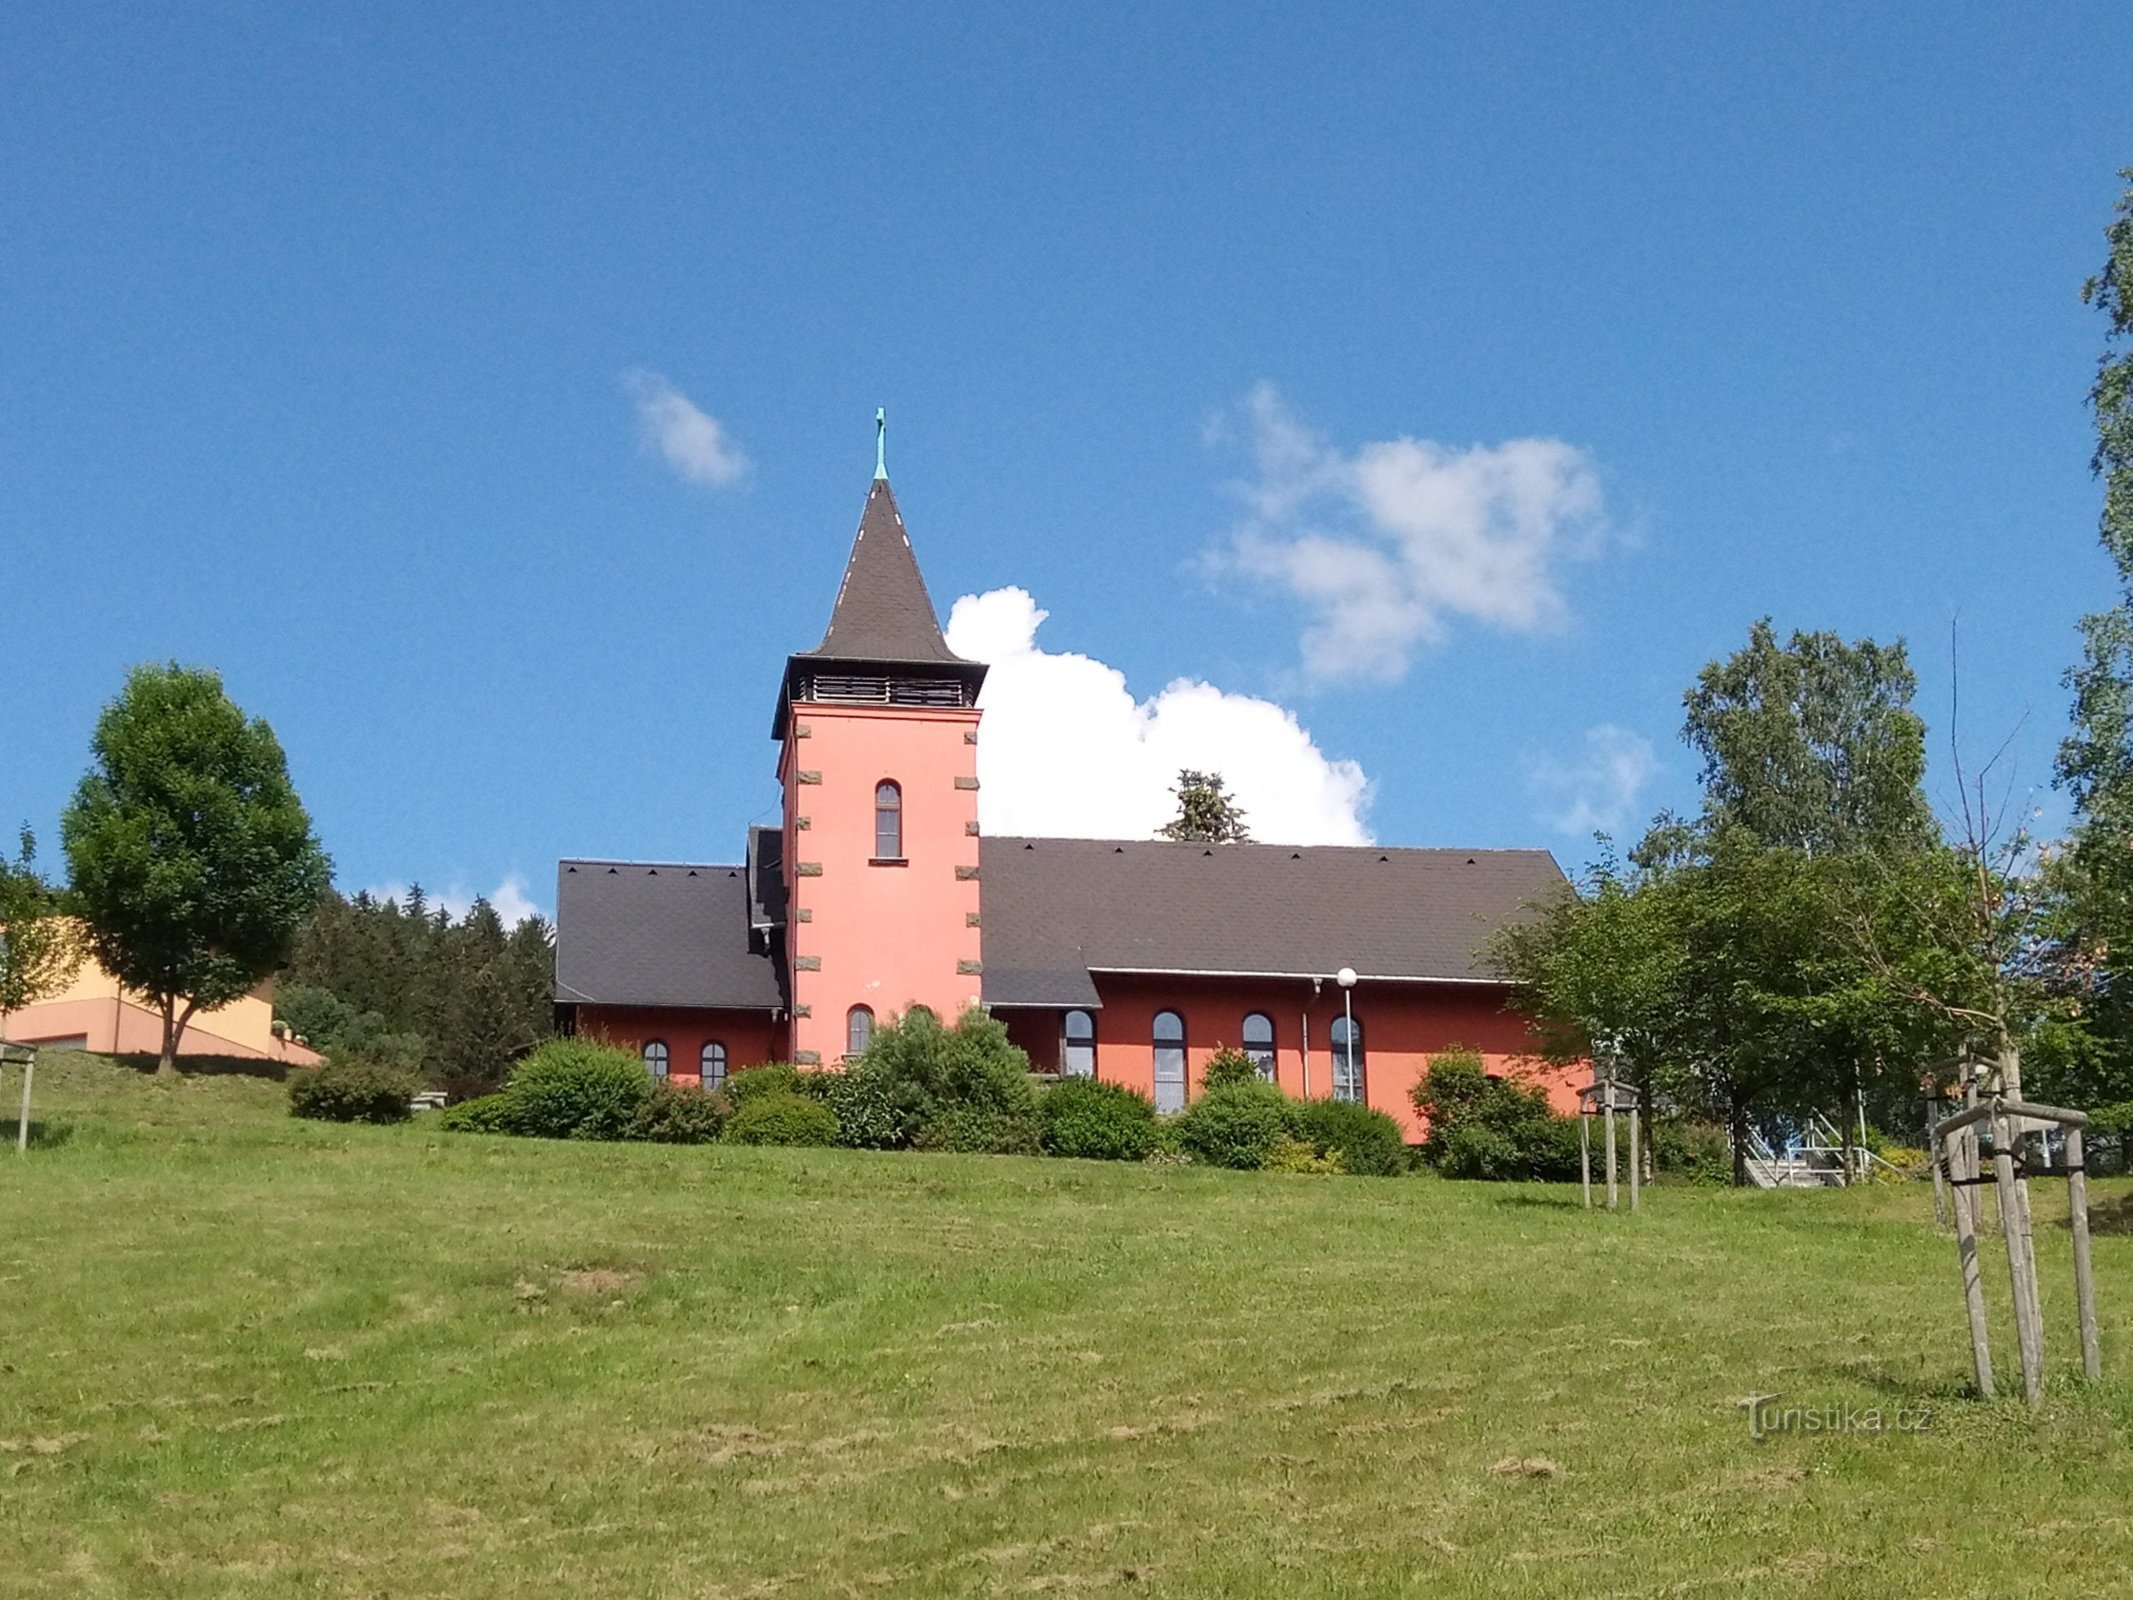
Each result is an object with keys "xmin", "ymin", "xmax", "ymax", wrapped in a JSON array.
[{"xmin": 5, "ymin": 3, "xmax": 2130, "ymax": 916}]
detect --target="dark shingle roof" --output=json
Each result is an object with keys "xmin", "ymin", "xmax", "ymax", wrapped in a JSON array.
[
  {"xmin": 800, "ymin": 479, "xmax": 967, "ymax": 666},
  {"xmin": 554, "ymin": 859, "xmax": 783, "ymax": 1011},
  {"xmin": 977, "ymin": 837, "xmax": 1568, "ymax": 1006}
]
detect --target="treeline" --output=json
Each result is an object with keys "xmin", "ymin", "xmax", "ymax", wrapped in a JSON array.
[
  {"xmin": 276, "ymin": 887, "xmax": 554, "ymax": 1098},
  {"xmin": 1497, "ymin": 174, "xmax": 2133, "ymax": 1177}
]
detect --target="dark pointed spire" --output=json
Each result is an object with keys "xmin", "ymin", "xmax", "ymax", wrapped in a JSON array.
[{"xmin": 803, "ymin": 476, "xmax": 964, "ymax": 666}]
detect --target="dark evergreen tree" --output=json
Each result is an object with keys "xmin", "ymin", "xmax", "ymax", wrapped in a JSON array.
[{"xmin": 1159, "ymin": 769, "xmax": 1250, "ymax": 843}]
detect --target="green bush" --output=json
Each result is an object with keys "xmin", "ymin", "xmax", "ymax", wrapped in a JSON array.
[
  {"xmin": 859, "ymin": 1005, "xmax": 1037, "ymax": 1121},
  {"xmin": 818, "ymin": 1060, "xmax": 930, "ymax": 1150},
  {"xmin": 435, "ymin": 1092, "xmax": 512, "ymax": 1133},
  {"xmin": 1039, "ymin": 1077, "xmax": 1159, "ymax": 1161},
  {"xmin": 725, "ymin": 1090, "xmax": 840, "ymax": 1147},
  {"xmin": 1200, "ymin": 1045, "xmax": 1266, "ymax": 1092},
  {"xmin": 914, "ymin": 1105, "xmax": 1043, "ymax": 1155},
  {"xmin": 629, "ymin": 1083, "xmax": 731, "ymax": 1144},
  {"xmin": 1291, "ymin": 1096, "xmax": 1407, "ymax": 1176},
  {"xmin": 287, "ymin": 1056, "xmax": 418, "ymax": 1124},
  {"xmin": 503, "ymin": 1038, "xmax": 652, "ymax": 1140},
  {"xmin": 273, "ymin": 982, "xmax": 358, "ymax": 1053},
  {"xmin": 1176, "ymin": 1082, "xmax": 1297, "ymax": 1170},
  {"xmin": 1412, "ymin": 1048, "xmax": 1582, "ymax": 1181},
  {"xmin": 1650, "ymin": 1119, "xmax": 1733, "ymax": 1185},
  {"xmin": 1264, "ymin": 1134, "xmax": 1344, "ymax": 1173},
  {"xmin": 1440, "ymin": 1121, "xmax": 1521, "ymax": 1180},
  {"xmin": 725, "ymin": 1062, "xmax": 812, "ymax": 1108}
]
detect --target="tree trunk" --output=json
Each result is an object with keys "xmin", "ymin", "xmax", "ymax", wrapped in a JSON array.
[
  {"xmin": 157, "ymin": 996, "xmax": 199, "ymax": 1077},
  {"xmin": 1730, "ymin": 1090, "xmax": 1750, "ymax": 1188}
]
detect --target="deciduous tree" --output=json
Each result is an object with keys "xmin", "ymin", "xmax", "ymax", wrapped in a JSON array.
[{"xmin": 61, "ymin": 664, "xmax": 330, "ymax": 1074}]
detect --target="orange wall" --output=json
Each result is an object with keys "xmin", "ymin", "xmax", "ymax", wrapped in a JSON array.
[
  {"xmin": 1002, "ymin": 973, "xmax": 1581, "ymax": 1139},
  {"xmin": 574, "ymin": 1005, "xmax": 783, "ymax": 1085},
  {"xmin": 780, "ymin": 701, "xmax": 983, "ymax": 1065}
]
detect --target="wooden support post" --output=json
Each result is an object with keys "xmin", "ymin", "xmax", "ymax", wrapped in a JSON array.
[
  {"xmin": 15, "ymin": 1054, "xmax": 32, "ymax": 1155},
  {"xmin": 1945, "ymin": 1126, "xmax": 1995, "ymax": 1400},
  {"xmin": 1603, "ymin": 1092, "xmax": 1618, "ymax": 1212},
  {"xmin": 2067, "ymin": 1127, "xmax": 2102, "ymax": 1383},
  {"xmin": 1992, "ymin": 1107, "xmax": 2045, "ymax": 1407},
  {"xmin": 1628, "ymin": 1105, "xmax": 1642, "ymax": 1213},
  {"xmin": 1580, "ymin": 1111, "xmax": 1592, "ymax": 1210},
  {"xmin": 1929, "ymin": 1100, "xmax": 1948, "ymax": 1229}
]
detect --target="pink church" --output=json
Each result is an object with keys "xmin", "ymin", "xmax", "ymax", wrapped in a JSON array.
[{"xmin": 554, "ymin": 445, "xmax": 1578, "ymax": 1140}]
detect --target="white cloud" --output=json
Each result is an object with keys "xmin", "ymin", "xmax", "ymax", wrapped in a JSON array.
[
  {"xmin": 1214, "ymin": 383, "xmax": 1609, "ymax": 682},
  {"xmin": 362, "ymin": 875, "xmax": 547, "ymax": 926},
  {"xmin": 625, "ymin": 370, "xmax": 750, "ymax": 487},
  {"xmin": 1526, "ymin": 725, "xmax": 1656, "ymax": 837},
  {"xmin": 944, "ymin": 587, "xmax": 1372, "ymax": 845}
]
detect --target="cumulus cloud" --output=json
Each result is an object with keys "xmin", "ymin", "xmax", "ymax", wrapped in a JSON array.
[
  {"xmin": 625, "ymin": 370, "xmax": 750, "ymax": 487},
  {"xmin": 1213, "ymin": 383, "xmax": 1609, "ymax": 682},
  {"xmin": 944, "ymin": 587, "xmax": 1371, "ymax": 845},
  {"xmin": 1526, "ymin": 725, "xmax": 1656, "ymax": 837},
  {"xmin": 363, "ymin": 875, "xmax": 547, "ymax": 926}
]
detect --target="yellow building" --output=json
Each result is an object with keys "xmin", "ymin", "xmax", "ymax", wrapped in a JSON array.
[{"xmin": 0, "ymin": 940, "xmax": 322, "ymax": 1065}]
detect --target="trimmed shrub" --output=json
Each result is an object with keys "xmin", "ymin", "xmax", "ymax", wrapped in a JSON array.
[
  {"xmin": 725, "ymin": 1062, "xmax": 812, "ymax": 1108},
  {"xmin": 629, "ymin": 1083, "xmax": 731, "ymax": 1144},
  {"xmin": 1176, "ymin": 1082, "xmax": 1297, "ymax": 1170},
  {"xmin": 503, "ymin": 1038, "xmax": 652, "ymax": 1140},
  {"xmin": 819, "ymin": 1060, "xmax": 930, "ymax": 1150},
  {"xmin": 436, "ymin": 1092, "xmax": 512, "ymax": 1133},
  {"xmin": 288, "ymin": 1056, "xmax": 418, "ymax": 1124},
  {"xmin": 1264, "ymin": 1134, "xmax": 1344, "ymax": 1174},
  {"xmin": 725, "ymin": 1090, "xmax": 840, "ymax": 1147},
  {"xmin": 914, "ymin": 1105, "xmax": 1043, "ymax": 1155},
  {"xmin": 1200, "ymin": 1046, "xmax": 1266, "ymax": 1093},
  {"xmin": 1412, "ymin": 1048, "xmax": 1582, "ymax": 1181},
  {"xmin": 1440, "ymin": 1121, "xmax": 1522, "ymax": 1180},
  {"xmin": 1291, "ymin": 1096, "xmax": 1407, "ymax": 1176},
  {"xmin": 1039, "ymin": 1077, "xmax": 1159, "ymax": 1162},
  {"xmin": 1650, "ymin": 1119, "xmax": 1732, "ymax": 1186},
  {"xmin": 860, "ymin": 1005, "xmax": 1037, "ymax": 1121}
]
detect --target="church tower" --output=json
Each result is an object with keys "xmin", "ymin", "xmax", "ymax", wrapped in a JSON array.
[{"xmin": 772, "ymin": 420, "xmax": 988, "ymax": 1065}]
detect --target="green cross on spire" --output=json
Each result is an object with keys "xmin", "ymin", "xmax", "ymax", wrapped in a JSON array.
[{"xmin": 874, "ymin": 407, "xmax": 888, "ymax": 480}]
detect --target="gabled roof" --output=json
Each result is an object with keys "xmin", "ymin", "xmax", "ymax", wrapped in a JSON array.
[
  {"xmin": 554, "ymin": 859, "xmax": 784, "ymax": 1012},
  {"xmin": 799, "ymin": 479, "xmax": 967, "ymax": 666},
  {"xmin": 976, "ymin": 837, "xmax": 1569, "ymax": 1006}
]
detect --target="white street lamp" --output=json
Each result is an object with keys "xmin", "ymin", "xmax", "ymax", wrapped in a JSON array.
[{"xmin": 1335, "ymin": 967, "xmax": 1357, "ymax": 1101}]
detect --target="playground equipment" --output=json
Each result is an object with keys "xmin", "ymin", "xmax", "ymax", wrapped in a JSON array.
[{"xmin": 1931, "ymin": 1050, "xmax": 2101, "ymax": 1407}]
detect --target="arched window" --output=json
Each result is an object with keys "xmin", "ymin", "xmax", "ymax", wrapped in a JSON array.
[
  {"xmin": 1330, "ymin": 1015, "xmax": 1365, "ymax": 1103},
  {"xmin": 874, "ymin": 780, "xmax": 903, "ymax": 860},
  {"xmin": 1241, "ymin": 1012, "xmax": 1276, "ymax": 1081},
  {"xmin": 1152, "ymin": 1009, "xmax": 1186, "ymax": 1113},
  {"xmin": 1062, "ymin": 1009, "xmax": 1096, "ymax": 1078},
  {"xmin": 643, "ymin": 1040, "xmax": 669, "ymax": 1082},
  {"xmin": 847, "ymin": 1005, "xmax": 875, "ymax": 1058},
  {"xmin": 700, "ymin": 1041, "xmax": 727, "ymax": 1092}
]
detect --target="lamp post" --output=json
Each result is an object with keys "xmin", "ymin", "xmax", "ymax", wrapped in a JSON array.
[{"xmin": 1335, "ymin": 966, "xmax": 1357, "ymax": 1102}]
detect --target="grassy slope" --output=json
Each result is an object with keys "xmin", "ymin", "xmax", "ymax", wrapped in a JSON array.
[{"xmin": 1, "ymin": 1053, "xmax": 2129, "ymax": 1598}]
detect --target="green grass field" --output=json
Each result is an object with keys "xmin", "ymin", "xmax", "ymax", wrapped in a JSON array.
[{"xmin": 2, "ymin": 1051, "xmax": 2129, "ymax": 1597}]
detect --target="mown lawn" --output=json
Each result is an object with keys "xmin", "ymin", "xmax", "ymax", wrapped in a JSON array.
[{"xmin": 1, "ymin": 1051, "xmax": 2129, "ymax": 1598}]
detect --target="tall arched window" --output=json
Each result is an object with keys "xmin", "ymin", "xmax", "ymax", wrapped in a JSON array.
[
  {"xmin": 1062, "ymin": 1009, "xmax": 1096, "ymax": 1078},
  {"xmin": 1329, "ymin": 1015, "xmax": 1365, "ymax": 1103},
  {"xmin": 700, "ymin": 1041, "xmax": 728, "ymax": 1092},
  {"xmin": 1241, "ymin": 1012, "xmax": 1276, "ymax": 1081},
  {"xmin": 847, "ymin": 1005, "xmax": 875, "ymax": 1058},
  {"xmin": 643, "ymin": 1040, "xmax": 670, "ymax": 1082},
  {"xmin": 874, "ymin": 780, "xmax": 903, "ymax": 860},
  {"xmin": 1152, "ymin": 1010, "xmax": 1186, "ymax": 1113}
]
